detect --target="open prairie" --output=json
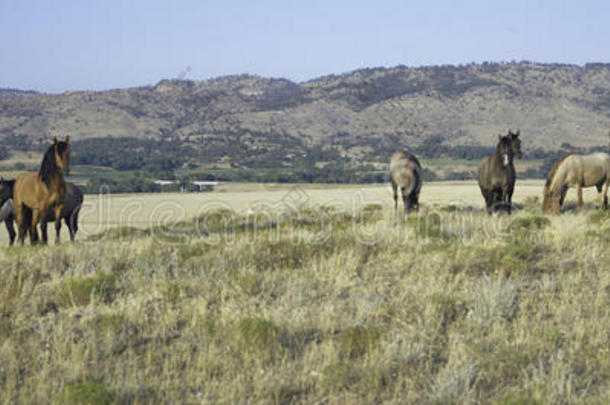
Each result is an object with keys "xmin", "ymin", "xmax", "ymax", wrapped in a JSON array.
[
  {"xmin": 0, "ymin": 179, "xmax": 595, "ymax": 245},
  {"xmin": 0, "ymin": 181, "xmax": 609, "ymax": 404}
]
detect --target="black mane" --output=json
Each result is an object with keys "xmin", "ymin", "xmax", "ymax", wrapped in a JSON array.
[{"xmin": 39, "ymin": 142, "xmax": 69, "ymax": 187}]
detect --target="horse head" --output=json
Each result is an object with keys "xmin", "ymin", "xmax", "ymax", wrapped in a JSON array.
[
  {"xmin": 496, "ymin": 130, "xmax": 522, "ymax": 165},
  {"xmin": 53, "ymin": 136, "xmax": 71, "ymax": 175},
  {"xmin": 542, "ymin": 186, "xmax": 560, "ymax": 214},
  {"xmin": 508, "ymin": 130, "xmax": 522, "ymax": 159}
]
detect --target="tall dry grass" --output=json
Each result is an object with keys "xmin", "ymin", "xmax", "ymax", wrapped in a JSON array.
[{"xmin": 0, "ymin": 200, "xmax": 608, "ymax": 404}]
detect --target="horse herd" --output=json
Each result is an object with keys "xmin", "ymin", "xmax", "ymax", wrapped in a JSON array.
[
  {"xmin": 390, "ymin": 130, "xmax": 610, "ymax": 219},
  {"xmin": 0, "ymin": 132, "xmax": 608, "ymax": 247},
  {"xmin": 0, "ymin": 137, "xmax": 82, "ymax": 246}
]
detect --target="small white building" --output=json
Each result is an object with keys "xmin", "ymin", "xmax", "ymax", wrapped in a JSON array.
[
  {"xmin": 153, "ymin": 180, "xmax": 220, "ymax": 192},
  {"xmin": 191, "ymin": 181, "xmax": 219, "ymax": 192}
]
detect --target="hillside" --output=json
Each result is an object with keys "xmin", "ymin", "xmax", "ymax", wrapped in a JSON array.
[{"xmin": 1, "ymin": 62, "xmax": 609, "ymax": 165}]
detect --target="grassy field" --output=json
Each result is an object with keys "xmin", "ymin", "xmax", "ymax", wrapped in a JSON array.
[{"xmin": 0, "ymin": 182, "xmax": 609, "ymax": 404}]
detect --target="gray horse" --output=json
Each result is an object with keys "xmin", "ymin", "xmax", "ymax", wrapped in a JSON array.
[
  {"xmin": 0, "ymin": 178, "xmax": 16, "ymax": 245},
  {"xmin": 390, "ymin": 151, "xmax": 422, "ymax": 220},
  {"xmin": 477, "ymin": 130, "xmax": 522, "ymax": 214}
]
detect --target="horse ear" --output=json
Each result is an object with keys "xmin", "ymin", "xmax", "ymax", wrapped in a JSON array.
[
  {"xmin": 515, "ymin": 130, "xmax": 520, "ymax": 137},
  {"xmin": 65, "ymin": 136, "xmax": 70, "ymax": 144},
  {"xmin": 53, "ymin": 137, "xmax": 58, "ymax": 145}
]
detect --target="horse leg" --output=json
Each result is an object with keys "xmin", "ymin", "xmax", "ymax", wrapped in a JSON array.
[
  {"xmin": 576, "ymin": 183, "xmax": 584, "ymax": 209},
  {"xmin": 501, "ymin": 185, "xmax": 511, "ymax": 214},
  {"xmin": 559, "ymin": 186, "xmax": 568, "ymax": 207},
  {"xmin": 68, "ymin": 208, "xmax": 80, "ymax": 241},
  {"xmin": 491, "ymin": 189, "xmax": 502, "ymax": 214},
  {"xmin": 30, "ymin": 209, "xmax": 40, "ymax": 245},
  {"xmin": 65, "ymin": 217, "xmax": 74, "ymax": 241},
  {"xmin": 402, "ymin": 187, "xmax": 411, "ymax": 217},
  {"xmin": 410, "ymin": 194, "xmax": 419, "ymax": 212},
  {"xmin": 5, "ymin": 218, "xmax": 15, "ymax": 246},
  {"xmin": 56, "ymin": 216, "xmax": 63, "ymax": 243},
  {"xmin": 391, "ymin": 180, "xmax": 398, "ymax": 224},
  {"xmin": 481, "ymin": 189, "xmax": 492, "ymax": 215},
  {"xmin": 15, "ymin": 203, "xmax": 26, "ymax": 245},
  {"xmin": 54, "ymin": 206, "xmax": 63, "ymax": 244},
  {"xmin": 41, "ymin": 220, "xmax": 48, "ymax": 245},
  {"xmin": 601, "ymin": 180, "xmax": 609, "ymax": 210}
]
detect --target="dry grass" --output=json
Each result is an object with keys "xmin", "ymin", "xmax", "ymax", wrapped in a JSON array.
[{"xmin": 0, "ymin": 184, "xmax": 609, "ymax": 404}]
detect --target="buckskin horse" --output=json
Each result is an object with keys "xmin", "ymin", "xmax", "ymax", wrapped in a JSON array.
[
  {"xmin": 13, "ymin": 137, "xmax": 71, "ymax": 245},
  {"xmin": 542, "ymin": 152, "xmax": 610, "ymax": 214}
]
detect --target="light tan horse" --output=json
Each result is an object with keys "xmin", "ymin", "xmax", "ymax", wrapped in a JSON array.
[
  {"xmin": 542, "ymin": 152, "xmax": 610, "ymax": 214},
  {"xmin": 390, "ymin": 151, "xmax": 422, "ymax": 220},
  {"xmin": 13, "ymin": 137, "xmax": 71, "ymax": 244}
]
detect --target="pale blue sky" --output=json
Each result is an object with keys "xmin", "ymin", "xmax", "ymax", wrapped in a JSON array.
[{"xmin": 1, "ymin": 0, "xmax": 608, "ymax": 93}]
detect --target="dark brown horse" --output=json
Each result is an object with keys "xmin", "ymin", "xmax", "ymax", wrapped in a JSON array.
[
  {"xmin": 390, "ymin": 150, "xmax": 422, "ymax": 220},
  {"xmin": 40, "ymin": 183, "xmax": 83, "ymax": 242},
  {"xmin": 477, "ymin": 130, "xmax": 522, "ymax": 214},
  {"xmin": 13, "ymin": 137, "xmax": 71, "ymax": 244}
]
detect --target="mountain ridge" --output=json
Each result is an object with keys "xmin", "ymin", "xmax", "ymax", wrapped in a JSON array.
[{"xmin": 1, "ymin": 62, "xmax": 609, "ymax": 164}]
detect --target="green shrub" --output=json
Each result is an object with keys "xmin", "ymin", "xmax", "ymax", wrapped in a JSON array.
[
  {"xmin": 508, "ymin": 216, "xmax": 550, "ymax": 231},
  {"xmin": 408, "ymin": 212, "xmax": 444, "ymax": 239},
  {"xmin": 494, "ymin": 394, "xmax": 542, "ymax": 405},
  {"xmin": 0, "ymin": 318, "xmax": 12, "ymax": 340},
  {"xmin": 322, "ymin": 362, "xmax": 361, "ymax": 389},
  {"xmin": 232, "ymin": 273, "xmax": 262, "ymax": 296},
  {"xmin": 87, "ymin": 226, "xmax": 148, "ymax": 242},
  {"xmin": 587, "ymin": 210, "xmax": 610, "ymax": 225},
  {"xmin": 177, "ymin": 242, "xmax": 210, "ymax": 265},
  {"xmin": 236, "ymin": 317, "xmax": 278, "ymax": 350},
  {"xmin": 55, "ymin": 381, "xmax": 115, "ymax": 405},
  {"xmin": 522, "ymin": 195, "xmax": 540, "ymax": 208},
  {"xmin": 58, "ymin": 273, "xmax": 118, "ymax": 307},
  {"xmin": 90, "ymin": 314, "xmax": 127, "ymax": 335},
  {"xmin": 338, "ymin": 325, "xmax": 381, "ymax": 358},
  {"xmin": 161, "ymin": 281, "xmax": 185, "ymax": 305}
]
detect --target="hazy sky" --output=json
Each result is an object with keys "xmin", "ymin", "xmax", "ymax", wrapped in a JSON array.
[{"xmin": 1, "ymin": 0, "xmax": 608, "ymax": 93}]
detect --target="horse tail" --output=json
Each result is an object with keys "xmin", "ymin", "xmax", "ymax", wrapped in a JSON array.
[
  {"xmin": 71, "ymin": 203, "xmax": 82, "ymax": 232},
  {"xmin": 413, "ymin": 166, "xmax": 421, "ymax": 196}
]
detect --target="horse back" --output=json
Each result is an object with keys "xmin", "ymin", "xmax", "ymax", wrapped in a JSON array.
[{"xmin": 390, "ymin": 151, "xmax": 422, "ymax": 189}]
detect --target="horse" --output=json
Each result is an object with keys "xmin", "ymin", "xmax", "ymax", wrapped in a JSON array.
[
  {"xmin": 477, "ymin": 130, "xmax": 522, "ymax": 215},
  {"xmin": 390, "ymin": 150, "xmax": 422, "ymax": 220},
  {"xmin": 40, "ymin": 182, "xmax": 83, "ymax": 243},
  {"xmin": 542, "ymin": 152, "xmax": 610, "ymax": 214},
  {"xmin": 13, "ymin": 136, "xmax": 71, "ymax": 245},
  {"xmin": 0, "ymin": 178, "xmax": 16, "ymax": 245}
]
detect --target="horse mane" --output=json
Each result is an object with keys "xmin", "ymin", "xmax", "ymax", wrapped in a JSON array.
[
  {"xmin": 2, "ymin": 179, "xmax": 16, "ymax": 189},
  {"xmin": 39, "ymin": 142, "xmax": 69, "ymax": 188},
  {"xmin": 544, "ymin": 152, "xmax": 577, "ymax": 189}
]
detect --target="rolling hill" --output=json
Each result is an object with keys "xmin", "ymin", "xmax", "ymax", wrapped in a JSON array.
[{"xmin": 1, "ymin": 62, "xmax": 609, "ymax": 165}]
